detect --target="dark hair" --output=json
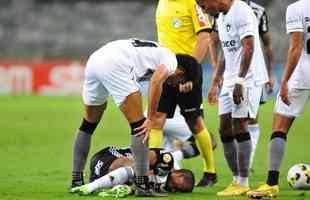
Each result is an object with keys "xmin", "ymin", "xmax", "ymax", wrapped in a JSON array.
[
  {"xmin": 167, "ymin": 169, "xmax": 195, "ymax": 193},
  {"xmin": 176, "ymin": 54, "xmax": 202, "ymax": 84}
]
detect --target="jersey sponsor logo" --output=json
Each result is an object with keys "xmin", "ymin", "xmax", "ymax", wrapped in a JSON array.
[
  {"xmin": 221, "ymin": 40, "xmax": 238, "ymax": 52},
  {"xmin": 172, "ymin": 17, "xmax": 182, "ymax": 28},
  {"xmin": 195, "ymin": 5, "xmax": 207, "ymax": 27}
]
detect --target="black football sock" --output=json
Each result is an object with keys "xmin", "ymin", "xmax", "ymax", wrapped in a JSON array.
[
  {"xmin": 236, "ymin": 133, "xmax": 252, "ymax": 178},
  {"xmin": 267, "ymin": 132, "xmax": 287, "ymax": 186},
  {"xmin": 72, "ymin": 118, "xmax": 98, "ymax": 180},
  {"xmin": 221, "ymin": 136, "xmax": 239, "ymax": 178},
  {"xmin": 130, "ymin": 118, "xmax": 149, "ymax": 177}
]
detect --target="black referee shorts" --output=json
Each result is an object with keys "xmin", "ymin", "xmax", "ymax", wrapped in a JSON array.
[{"xmin": 157, "ymin": 80, "xmax": 203, "ymax": 119}]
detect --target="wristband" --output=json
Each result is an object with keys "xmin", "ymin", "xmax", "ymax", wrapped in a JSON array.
[{"xmin": 236, "ymin": 77, "xmax": 245, "ymax": 85}]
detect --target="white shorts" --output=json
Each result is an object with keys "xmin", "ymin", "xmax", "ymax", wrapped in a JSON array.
[
  {"xmin": 83, "ymin": 51, "xmax": 140, "ymax": 106},
  {"xmin": 218, "ymin": 85, "xmax": 263, "ymax": 119},
  {"xmin": 274, "ymin": 88, "xmax": 310, "ymax": 117}
]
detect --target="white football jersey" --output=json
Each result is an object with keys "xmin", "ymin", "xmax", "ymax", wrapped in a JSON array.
[
  {"xmin": 94, "ymin": 39, "xmax": 178, "ymax": 81},
  {"xmin": 286, "ymin": 0, "xmax": 310, "ymax": 89},
  {"xmin": 217, "ymin": 0, "xmax": 268, "ymax": 87}
]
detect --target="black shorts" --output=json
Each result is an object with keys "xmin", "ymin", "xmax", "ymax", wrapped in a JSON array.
[
  {"xmin": 89, "ymin": 146, "xmax": 132, "ymax": 182},
  {"xmin": 157, "ymin": 80, "xmax": 203, "ymax": 119}
]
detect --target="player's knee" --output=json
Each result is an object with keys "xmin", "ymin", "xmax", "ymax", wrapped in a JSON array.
[
  {"xmin": 232, "ymin": 118, "xmax": 248, "ymax": 133},
  {"xmin": 219, "ymin": 129, "xmax": 234, "ymax": 142},
  {"xmin": 130, "ymin": 118, "xmax": 146, "ymax": 135},
  {"xmin": 185, "ymin": 114, "xmax": 203, "ymax": 134},
  {"xmin": 79, "ymin": 118, "xmax": 99, "ymax": 135},
  {"xmin": 84, "ymin": 103, "xmax": 107, "ymax": 123}
]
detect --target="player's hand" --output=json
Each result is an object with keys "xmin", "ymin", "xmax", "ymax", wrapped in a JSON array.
[
  {"xmin": 266, "ymin": 76, "xmax": 275, "ymax": 94},
  {"xmin": 134, "ymin": 118, "xmax": 152, "ymax": 144},
  {"xmin": 280, "ymin": 82, "xmax": 291, "ymax": 106},
  {"xmin": 207, "ymin": 85, "xmax": 218, "ymax": 105},
  {"xmin": 179, "ymin": 81, "xmax": 193, "ymax": 93},
  {"xmin": 233, "ymin": 83, "xmax": 244, "ymax": 105}
]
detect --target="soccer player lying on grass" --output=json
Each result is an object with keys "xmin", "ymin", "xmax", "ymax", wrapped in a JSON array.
[
  {"xmin": 71, "ymin": 146, "xmax": 195, "ymax": 196},
  {"xmin": 70, "ymin": 38, "xmax": 202, "ymax": 196}
]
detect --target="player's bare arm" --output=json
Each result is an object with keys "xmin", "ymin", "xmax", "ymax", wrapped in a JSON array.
[
  {"xmin": 280, "ymin": 32, "xmax": 304, "ymax": 105},
  {"xmin": 193, "ymin": 31, "xmax": 210, "ymax": 63},
  {"xmin": 135, "ymin": 64, "xmax": 170, "ymax": 140},
  {"xmin": 262, "ymin": 32, "xmax": 275, "ymax": 93},
  {"xmin": 233, "ymin": 35, "xmax": 254, "ymax": 105},
  {"xmin": 179, "ymin": 32, "xmax": 210, "ymax": 94},
  {"xmin": 209, "ymin": 31, "xmax": 221, "ymax": 69},
  {"xmin": 208, "ymin": 49, "xmax": 225, "ymax": 105}
]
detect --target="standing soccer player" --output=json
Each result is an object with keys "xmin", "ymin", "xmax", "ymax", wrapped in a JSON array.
[
  {"xmin": 153, "ymin": 0, "xmax": 218, "ymax": 186},
  {"xmin": 248, "ymin": 0, "xmax": 310, "ymax": 198},
  {"xmin": 70, "ymin": 38, "xmax": 201, "ymax": 196},
  {"xmin": 245, "ymin": 0, "xmax": 275, "ymax": 170},
  {"xmin": 199, "ymin": 0, "xmax": 268, "ymax": 196},
  {"xmin": 205, "ymin": 0, "xmax": 275, "ymax": 170}
]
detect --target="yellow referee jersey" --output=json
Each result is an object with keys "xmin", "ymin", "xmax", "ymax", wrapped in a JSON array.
[{"xmin": 156, "ymin": 0, "xmax": 213, "ymax": 55}]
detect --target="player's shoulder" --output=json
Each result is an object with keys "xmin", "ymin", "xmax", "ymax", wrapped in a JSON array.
[
  {"xmin": 232, "ymin": 0, "xmax": 254, "ymax": 20},
  {"xmin": 231, "ymin": 0, "xmax": 253, "ymax": 17},
  {"xmin": 287, "ymin": 0, "xmax": 304, "ymax": 14},
  {"xmin": 236, "ymin": 0, "xmax": 253, "ymax": 11}
]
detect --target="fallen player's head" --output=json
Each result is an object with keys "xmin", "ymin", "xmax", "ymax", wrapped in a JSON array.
[
  {"xmin": 167, "ymin": 54, "xmax": 202, "ymax": 87},
  {"xmin": 166, "ymin": 169, "xmax": 195, "ymax": 193}
]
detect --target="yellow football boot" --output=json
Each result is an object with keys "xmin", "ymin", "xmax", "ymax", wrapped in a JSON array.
[
  {"xmin": 247, "ymin": 184, "xmax": 279, "ymax": 199},
  {"xmin": 217, "ymin": 181, "xmax": 250, "ymax": 197}
]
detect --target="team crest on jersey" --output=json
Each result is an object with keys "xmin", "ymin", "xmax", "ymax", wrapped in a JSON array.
[
  {"xmin": 94, "ymin": 160, "xmax": 104, "ymax": 176},
  {"xmin": 172, "ymin": 17, "xmax": 182, "ymax": 28},
  {"xmin": 226, "ymin": 24, "xmax": 231, "ymax": 32}
]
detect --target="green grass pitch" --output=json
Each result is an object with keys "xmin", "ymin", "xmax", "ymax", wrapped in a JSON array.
[{"xmin": 0, "ymin": 95, "xmax": 309, "ymax": 200}]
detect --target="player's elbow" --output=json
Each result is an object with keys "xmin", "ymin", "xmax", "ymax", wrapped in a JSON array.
[{"xmin": 150, "ymin": 69, "xmax": 167, "ymax": 87}]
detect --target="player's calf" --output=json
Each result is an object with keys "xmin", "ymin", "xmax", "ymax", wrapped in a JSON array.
[{"xmin": 71, "ymin": 118, "xmax": 99, "ymax": 189}]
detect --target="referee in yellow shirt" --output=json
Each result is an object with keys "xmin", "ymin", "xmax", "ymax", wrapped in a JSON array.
[{"xmin": 148, "ymin": 0, "xmax": 218, "ymax": 187}]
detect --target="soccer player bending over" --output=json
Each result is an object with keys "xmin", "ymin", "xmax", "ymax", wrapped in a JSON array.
[
  {"xmin": 71, "ymin": 146, "xmax": 195, "ymax": 196},
  {"xmin": 198, "ymin": 0, "xmax": 268, "ymax": 196},
  {"xmin": 70, "ymin": 38, "xmax": 201, "ymax": 197},
  {"xmin": 248, "ymin": 0, "xmax": 310, "ymax": 198}
]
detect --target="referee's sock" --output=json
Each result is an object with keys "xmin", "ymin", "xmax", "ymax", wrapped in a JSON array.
[
  {"xmin": 149, "ymin": 128, "xmax": 163, "ymax": 149},
  {"xmin": 194, "ymin": 128, "xmax": 216, "ymax": 174}
]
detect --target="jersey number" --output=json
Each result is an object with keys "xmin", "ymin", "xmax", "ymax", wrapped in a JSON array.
[{"xmin": 131, "ymin": 39, "xmax": 158, "ymax": 47}]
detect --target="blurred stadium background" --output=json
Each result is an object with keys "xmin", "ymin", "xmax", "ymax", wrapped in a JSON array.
[{"xmin": 0, "ymin": 0, "xmax": 297, "ymax": 95}]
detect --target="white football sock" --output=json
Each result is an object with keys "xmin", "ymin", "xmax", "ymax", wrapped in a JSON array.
[
  {"xmin": 248, "ymin": 124, "xmax": 260, "ymax": 168},
  {"xmin": 86, "ymin": 166, "xmax": 134, "ymax": 192},
  {"xmin": 172, "ymin": 150, "xmax": 184, "ymax": 170},
  {"xmin": 239, "ymin": 176, "xmax": 249, "ymax": 187}
]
